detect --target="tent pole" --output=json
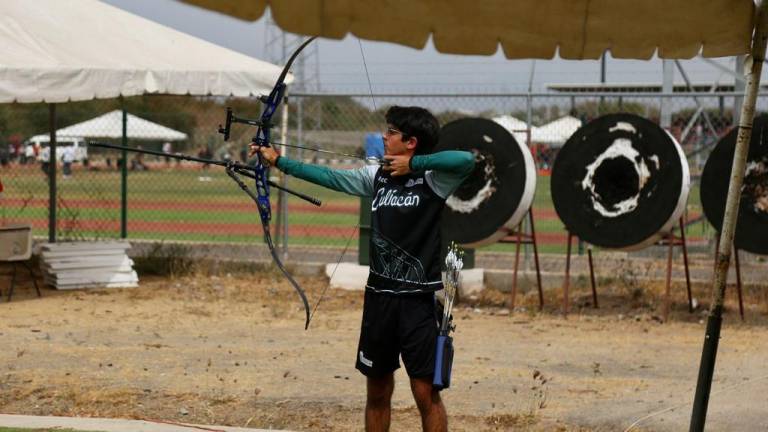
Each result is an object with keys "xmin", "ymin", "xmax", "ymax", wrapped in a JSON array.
[
  {"xmin": 690, "ymin": 1, "xmax": 768, "ymax": 430},
  {"xmin": 48, "ymin": 103, "xmax": 57, "ymax": 243},
  {"xmin": 121, "ymin": 102, "xmax": 128, "ymax": 239}
]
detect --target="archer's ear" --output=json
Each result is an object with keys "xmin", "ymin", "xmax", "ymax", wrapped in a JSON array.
[{"xmin": 406, "ymin": 136, "xmax": 418, "ymax": 151}]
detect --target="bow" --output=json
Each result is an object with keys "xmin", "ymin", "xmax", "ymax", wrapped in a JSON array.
[{"xmin": 220, "ymin": 36, "xmax": 317, "ymax": 329}]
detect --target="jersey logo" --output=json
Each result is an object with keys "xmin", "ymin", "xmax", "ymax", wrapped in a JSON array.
[
  {"xmin": 359, "ymin": 350, "xmax": 373, "ymax": 367},
  {"xmin": 372, "ymin": 188, "xmax": 421, "ymax": 211},
  {"xmin": 405, "ymin": 178, "xmax": 424, "ymax": 187}
]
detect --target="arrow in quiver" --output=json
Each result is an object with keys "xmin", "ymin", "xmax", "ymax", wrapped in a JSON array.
[
  {"xmin": 551, "ymin": 113, "xmax": 690, "ymax": 250},
  {"xmin": 700, "ymin": 113, "xmax": 768, "ymax": 255},
  {"xmin": 436, "ymin": 117, "xmax": 536, "ymax": 247}
]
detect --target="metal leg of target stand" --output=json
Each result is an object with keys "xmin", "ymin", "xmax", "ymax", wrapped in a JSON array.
[
  {"xmin": 509, "ymin": 209, "xmax": 544, "ymax": 312},
  {"xmin": 528, "ymin": 209, "xmax": 544, "ymax": 311},
  {"xmin": 678, "ymin": 218, "xmax": 693, "ymax": 313},
  {"xmin": 664, "ymin": 236, "xmax": 674, "ymax": 322},
  {"xmin": 661, "ymin": 219, "xmax": 694, "ymax": 322},
  {"xmin": 587, "ymin": 248, "xmax": 598, "ymax": 308},
  {"xmin": 563, "ymin": 233, "xmax": 573, "ymax": 316},
  {"xmin": 562, "ymin": 232, "xmax": 596, "ymax": 315},
  {"xmin": 511, "ymin": 224, "xmax": 523, "ymax": 310}
]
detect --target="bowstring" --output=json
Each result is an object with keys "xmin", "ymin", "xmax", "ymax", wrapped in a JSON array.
[
  {"xmin": 308, "ymin": 39, "xmax": 379, "ymax": 327},
  {"xmin": 357, "ymin": 39, "xmax": 378, "ymax": 112},
  {"xmin": 308, "ymin": 223, "xmax": 359, "ymax": 327}
]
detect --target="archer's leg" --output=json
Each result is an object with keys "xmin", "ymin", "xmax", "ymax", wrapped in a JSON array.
[
  {"xmin": 366, "ymin": 373, "xmax": 394, "ymax": 432},
  {"xmin": 410, "ymin": 377, "xmax": 447, "ymax": 432}
]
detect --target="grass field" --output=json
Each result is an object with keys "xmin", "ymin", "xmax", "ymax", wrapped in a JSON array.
[{"xmin": 0, "ymin": 162, "xmax": 713, "ymax": 254}]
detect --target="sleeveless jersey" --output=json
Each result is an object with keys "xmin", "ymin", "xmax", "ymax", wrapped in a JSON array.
[{"xmin": 366, "ymin": 168, "xmax": 445, "ymax": 294}]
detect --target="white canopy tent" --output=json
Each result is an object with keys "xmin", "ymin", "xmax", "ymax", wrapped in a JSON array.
[
  {"xmin": 492, "ymin": 115, "xmax": 537, "ymax": 145},
  {"xmin": 0, "ymin": 0, "xmax": 291, "ymax": 103},
  {"xmin": 532, "ymin": 115, "xmax": 582, "ymax": 147},
  {"xmin": 0, "ymin": 0, "xmax": 292, "ymax": 244},
  {"xmin": 492, "ymin": 115, "xmax": 582, "ymax": 147},
  {"xmin": 26, "ymin": 111, "xmax": 188, "ymax": 143}
]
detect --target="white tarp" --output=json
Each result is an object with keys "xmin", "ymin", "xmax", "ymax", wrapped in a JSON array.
[
  {"xmin": 532, "ymin": 115, "xmax": 583, "ymax": 147},
  {"xmin": 0, "ymin": 0, "xmax": 291, "ymax": 103},
  {"xmin": 492, "ymin": 115, "xmax": 536, "ymax": 145},
  {"xmin": 26, "ymin": 111, "xmax": 188, "ymax": 142},
  {"xmin": 182, "ymin": 0, "xmax": 753, "ymax": 60}
]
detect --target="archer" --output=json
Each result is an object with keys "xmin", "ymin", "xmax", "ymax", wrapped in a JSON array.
[{"xmin": 254, "ymin": 106, "xmax": 474, "ymax": 432}]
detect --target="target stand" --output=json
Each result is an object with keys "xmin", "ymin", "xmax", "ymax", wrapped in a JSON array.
[
  {"xmin": 437, "ymin": 118, "xmax": 538, "ymax": 309},
  {"xmin": 656, "ymin": 218, "xmax": 694, "ymax": 322},
  {"xmin": 561, "ymin": 232, "xmax": 599, "ymax": 316},
  {"xmin": 498, "ymin": 208, "xmax": 544, "ymax": 311},
  {"xmin": 700, "ymin": 114, "xmax": 768, "ymax": 320},
  {"xmin": 552, "ymin": 113, "xmax": 692, "ymax": 318},
  {"xmin": 560, "ymin": 217, "xmax": 693, "ymax": 320}
]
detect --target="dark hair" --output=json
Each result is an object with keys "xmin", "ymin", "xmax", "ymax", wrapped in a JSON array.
[{"xmin": 385, "ymin": 106, "xmax": 440, "ymax": 155}]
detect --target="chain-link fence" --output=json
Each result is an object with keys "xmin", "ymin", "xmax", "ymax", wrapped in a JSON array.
[{"xmin": 0, "ymin": 91, "xmax": 763, "ymax": 256}]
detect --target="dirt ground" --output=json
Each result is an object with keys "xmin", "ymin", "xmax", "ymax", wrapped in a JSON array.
[{"xmin": 0, "ymin": 270, "xmax": 766, "ymax": 432}]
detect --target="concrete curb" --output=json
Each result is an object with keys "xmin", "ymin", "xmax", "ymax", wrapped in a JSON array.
[
  {"xmin": 0, "ymin": 414, "xmax": 285, "ymax": 432},
  {"xmin": 115, "ymin": 240, "xmax": 768, "ymax": 292}
]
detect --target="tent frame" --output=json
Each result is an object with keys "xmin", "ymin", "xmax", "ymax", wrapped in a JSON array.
[{"xmin": 690, "ymin": 1, "xmax": 768, "ymax": 430}]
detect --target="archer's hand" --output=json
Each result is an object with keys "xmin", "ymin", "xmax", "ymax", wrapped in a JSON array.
[
  {"xmin": 249, "ymin": 144, "xmax": 280, "ymax": 166},
  {"xmin": 382, "ymin": 155, "xmax": 412, "ymax": 176}
]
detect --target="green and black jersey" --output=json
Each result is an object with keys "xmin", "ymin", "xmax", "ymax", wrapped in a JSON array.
[{"xmin": 276, "ymin": 151, "xmax": 474, "ymax": 295}]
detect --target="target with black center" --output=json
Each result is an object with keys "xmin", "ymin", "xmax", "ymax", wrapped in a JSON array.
[
  {"xmin": 436, "ymin": 117, "xmax": 536, "ymax": 247},
  {"xmin": 551, "ymin": 113, "xmax": 689, "ymax": 250},
  {"xmin": 700, "ymin": 114, "xmax": 768, "ymax": 255}
]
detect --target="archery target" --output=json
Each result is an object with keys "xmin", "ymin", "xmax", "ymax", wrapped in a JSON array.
[
  {"xmin": 436, "ymin": 117, "xmax": 536, "ymax": 247},
  {"xmin": 551, "ymin": 113, "xmax": 690, "ymax": 250},
  {"xmin": 700, "ymin": 114, "xmax": 768, "ymax": 255}
]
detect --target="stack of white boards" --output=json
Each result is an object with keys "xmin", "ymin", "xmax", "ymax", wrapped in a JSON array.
[{"xmin": 39, "ymin": 241, "xmax": 139, "ymax": 289}]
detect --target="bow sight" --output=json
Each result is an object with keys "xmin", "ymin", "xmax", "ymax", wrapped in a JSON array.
[{"xmin": 217, "ymin": 107, "xmax": 273, "ymax": 142}]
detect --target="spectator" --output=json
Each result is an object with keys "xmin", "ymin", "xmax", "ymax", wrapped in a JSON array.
[
  {"xmin": 40, "ymin": 146, "xmax": 51, "ymax": 176},
  {"xmin": 130, "ymin": 145, "xmax": 147, "ymax": 171},
  {"xmin": 162, "ymin": 141, "xmax": 172, "ymax": 166},
  {"xmin": 0, "ymin": 131, "xmax": 6, "ymax": 166},
  {"xmin": 62, "ymin": 145, "xmax": 75, "ymax": 178}
]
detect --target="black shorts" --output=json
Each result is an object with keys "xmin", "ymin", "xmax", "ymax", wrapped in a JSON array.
[{"xmin": 355, "ymin": 290, "xmax": 438, "ymax": 379}]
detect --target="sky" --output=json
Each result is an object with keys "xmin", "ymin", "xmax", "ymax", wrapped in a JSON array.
[{"xmin": 101, "ymin": 0, "xmax": 751, "ymax": 95}]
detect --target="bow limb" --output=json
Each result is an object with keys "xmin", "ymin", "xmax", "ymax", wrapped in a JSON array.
[
  {"xmin": 250, "ymin": 36, "xmax": 318, "ymax": 329},
  {"xmin": 224, "ymin": 164, "xmax": 311, "ymax": 329},
  {"xmin": 263, "ymin": 225, "xmax": 311, "ymax": 330}
]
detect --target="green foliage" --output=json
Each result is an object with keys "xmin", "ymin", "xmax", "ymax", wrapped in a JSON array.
[{"xmin": 291, "ymin": 96, "xmax": 380, "ymax": 131}]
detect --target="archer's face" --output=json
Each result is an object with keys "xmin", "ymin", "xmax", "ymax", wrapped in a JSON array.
[{"xmin": 383, "ymin": 125, "xmax": 415, "ymax": 156}]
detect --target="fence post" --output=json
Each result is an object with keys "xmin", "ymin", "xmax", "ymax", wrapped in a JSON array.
[
  {"xmin": 120, "ymin": 104, "xmax": 128, "ymax": 239},
  {"xmin": 48, "ymin": 103, "xmax": 57, "ymax": 243}
]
